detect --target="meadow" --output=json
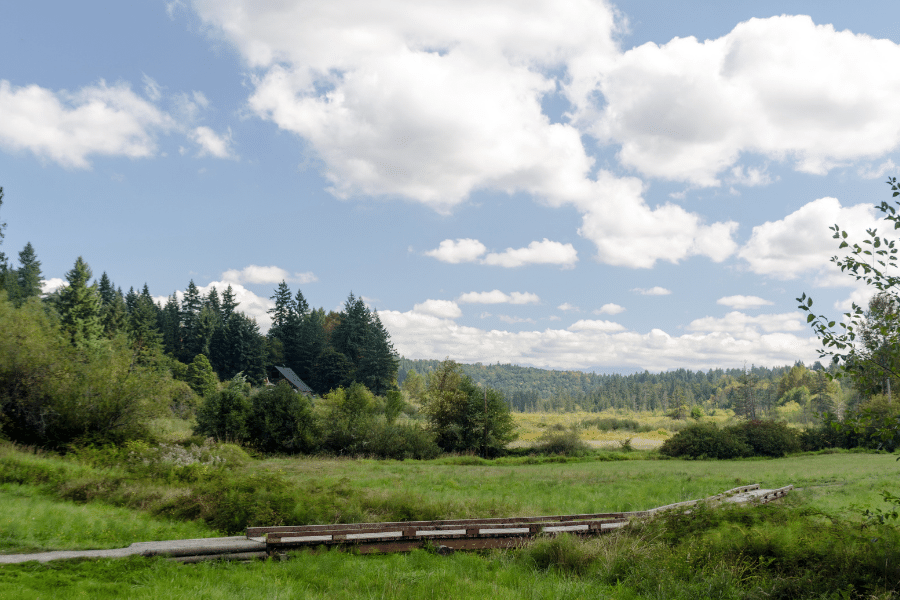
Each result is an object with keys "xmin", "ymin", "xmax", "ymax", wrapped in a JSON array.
[{"xmin": 1, "ymin": 435, "xmax": 898, "ymax": 599}]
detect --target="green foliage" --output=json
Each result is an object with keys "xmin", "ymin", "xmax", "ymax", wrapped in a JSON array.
[
  {"xmin": 248, "ymin": 381, "xmax": 318, "ymax": 453},
  {"xmin": 423, "ymin": 359, "xmax": 517, "ymax": 456},
  {"xmin": 193, "ymin": 379, "xmax": 252, "ymax": 443},
  {"xmin": 532, "ymin": 424, "xmax": 590, "ymax": 456},
  {"xmin": 729, "ymin": 420, "xmax": 801, "ymax": 457},
  {"xmin": 659, "ymin": 422, "xmax": 751, "ymax": 459},
  {"xmin": 317, "ymin": 383, "xmax": 379, "ymax": 454},
  {"xmin": 185, "ymin": 353, "xmax": 218, "ymax": 398},
  {"xmin": 57, "ymin": 256, "xmax": 103, "ymax": 348},
  {"xmin": 0, "ymin": 294, "xmax": 173, "ymax": 448},
  {"xmin": 661, "ymin": 420, "xmax": 801, "ymax": 459}
]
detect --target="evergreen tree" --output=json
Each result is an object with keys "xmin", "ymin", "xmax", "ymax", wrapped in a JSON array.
[
  {"xmin": 97, "ymin": 272, "xmax": 115, "ymax": 307},
  {"xmin": 186, "ymin": 353, "xmax": 219, "ymax": 398},
  {"xmin": 268, "ymin": 281, "xmax": 296, "ymax": 337},
  {"xmin": 221, "ymin": 285, "xmax": 238, "ymax": 322},
  {"xmin": 11, "ymin": 242, "xmax": 42, "ymax": 305},
  {"xmin": 101, "ymin": 287, "xmax": 128, "ymax": 338},
  {"xmin": 159, "ymin": 293, "xmax": 181, "ymax": 356},
  {"xmin": 128, "ymin": 284, "xmax": 162, "ymax": 356},
  {"xmin": 58, "ymin": 257, "xmax": 103, "ymax": 348},
  {"xmin": 179, "ymin": 280, "xmax": 203, "ymax": 361}
]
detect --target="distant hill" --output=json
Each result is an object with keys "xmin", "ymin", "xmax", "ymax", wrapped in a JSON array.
[{"xmin": 397, "ymin": 357, "xmax": 821, "ymax": 413}]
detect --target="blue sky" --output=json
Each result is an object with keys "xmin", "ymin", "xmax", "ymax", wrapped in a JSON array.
[{"xmin": 3, "ymin": 1, "xmax": 900, "ymax": 372}]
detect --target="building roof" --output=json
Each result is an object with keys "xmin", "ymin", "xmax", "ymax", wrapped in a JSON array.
[{"xmin": 274, "ymin": 366, "xmax": 315, "ymax": 395}]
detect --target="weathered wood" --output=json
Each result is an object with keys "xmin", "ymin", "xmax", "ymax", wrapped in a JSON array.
[{"xmin": 255, "ymin": 484, "xmax": 791, "ymax": 555}]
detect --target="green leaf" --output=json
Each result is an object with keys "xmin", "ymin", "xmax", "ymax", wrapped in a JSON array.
[{"xmin": 807, "ymin": 314, "xmax": 815, "ymax": 323}]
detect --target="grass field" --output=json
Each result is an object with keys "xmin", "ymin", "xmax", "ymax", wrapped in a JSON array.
[{"xmin": 1, "ymin": 440, "xmax": 898, "ymax": 599}]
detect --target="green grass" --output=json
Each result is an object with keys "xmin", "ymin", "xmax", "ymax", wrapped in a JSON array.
[
  {"xmin": 0, "ymin": 442, "xmax": 898, "ymax": 599},
  {"xmin": 0, "ymin": 483, "xmax": 217, "ymax": 553}
]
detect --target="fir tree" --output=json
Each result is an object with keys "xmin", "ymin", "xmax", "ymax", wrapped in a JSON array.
[
  {"xmin": 11, "ymin": 242, "xmax": 42, "ymax": 305},
  {"xmin": 58, "ymin": 256, "xmax": 103, "ymax": 348}
]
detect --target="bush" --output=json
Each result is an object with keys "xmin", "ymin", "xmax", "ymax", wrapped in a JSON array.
[
  {"xmin": 533, "ymin": 424, "xmax": 591, "ymax": 456},
  {"xmin": 367, "ymin": 420, "xmax": 441, "ymax": 460},
  {"xmin": 0, "ymin": 297, "xmax": 171, "ymax": 448},
  {"xmin": 248, "ymin": 381, "xmax": 318, "ymax": 454},
  {"xmin": 730, "ymin": 420, "xmax": 801, "ymax": 457},
  {"xmin": 193, "ymin": 386, "xmax": 252, "ymax": 443},
  {"xmin": 659, "ymin": 422, "xmax": 750, "ymax": 459}
]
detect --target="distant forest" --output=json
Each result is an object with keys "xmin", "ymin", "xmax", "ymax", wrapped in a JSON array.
[{"xmin": 398, "ymin": 358, "xmax": 852, "ymax": 415}]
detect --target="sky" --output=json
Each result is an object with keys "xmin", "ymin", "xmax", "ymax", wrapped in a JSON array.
[{"xmin": 3, "ymin": 0, "xmax": 900, "ymax": 373}]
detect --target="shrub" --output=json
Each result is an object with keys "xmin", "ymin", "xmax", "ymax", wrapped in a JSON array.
[
  {"xmin": 659, "ymin": 422, "xmax": 750, "ymax": 459},
  {"xmin": 248, "ymin": 381, "xmax": 318, "ymax": 454},
  {"xmin": 730, "ymin": 420, "xmax": 801, "ymax": 457},
  {"xmin": 533, "ymin": 424, "xmax": 591, "ymax": 456},
  {"xmin": 193, "ymin": 385, "xmax": 252, "ymax": 443}
]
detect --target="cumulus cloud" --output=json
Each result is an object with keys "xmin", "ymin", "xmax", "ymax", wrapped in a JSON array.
[
  {"xmin": 379, "ymin": 308, "xmax": 819, "ymax": 371},
  {"xmin": 193, "ymin": 0, "xmax": 620, "ymax": 210},
  {"xmin": 191, "ymin": 126, "xmax": 237, "ymax": 159},
  {"xmin": 457, "ymin": 290, "xmax": 541, "ymax": 305},
  {"xmin": 594, "ymin": 303, "xmax": 626, "ymax": 315},
  {"xmin": 426, "ymin": 238, "xmax": 577, "ymax": 268},
  {"xmin": 632, "ymin": 286, "xmax": 672, "ymax": 296},
  {"xmin": 0, "ymin": 79, "xmax": 174, "ymax": 168},
  {"xmin": 482, "ymin": 239, "xmax": 578, "ymax": 268},
  {"xmin": 590, "ymin": 15, "xmax": 900, "ymax": 185},
  {"xmin": 412, "ymin": 299, "xmax": 462, "ymax": 319},
  {"xmin": 424, "ymin": 239, "xmax": 487, "ymax": 264},
  {"xmin": 717, "ymin": 295, "xmax": 773, "ymax": 309},
  {"xmin": 190, "ymin": 0, "xmax": 744, "ymax": 269},
  {"xmin": 221, "ymin": 265, "xmax": 318, "ymax": 285},
  {"xmin": 40, "ymin": 278, "xmax": 66, "ymax": 295},
  {"xmin": 568, "ymin": 319, "xmax": 626, "ymax": 332},
  {"xmin": 558, "ymin": 303, "xmax": 579, "ymax": 312},
  {"xmin": 738, "ymin": 197, "xmax": 879, "ymax": 281},
  {"xmin": 687, "ymin": 311, "xmax": 805, "ymax": 334}
]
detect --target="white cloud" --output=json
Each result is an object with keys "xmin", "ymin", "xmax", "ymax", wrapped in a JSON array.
[
  {"xmin": 412, "ymin": 299, "xmax": 462, "ymax": 319},
  {"xmin": 858, "ymin": 159, "xmax": 897, "ymax": 180},
  {"xmin": 738, "ymin": 197, "xmax": 879, "ymax": 281},
  {"xmin": 594, "ymin": 303, "xmax": 625, "ymax": 315},
  {"xmin": 558, "ymin": 303, "xmax": 579, "ymax": 312},
  {"xmin": 687, "ymin": 311, "xmax": 805, "ymax": 334},
  {"xmin": 379, "ymin": 308, "xmax": 819, "ymax": 371},
  {"xmin": 424, "ymin": 238, "xmax": 486, "ymax": 264},
  {"xmin": 632, "ymin": 286, "xmax": 672, "ymax": 296},
  {"xmin": 727, "ymin": 165, "xmax": 774, "ymax": 187},
  {"xmin": 221, "ymin": 265, "xmax": 318, "ymax": 285},
  {"xmin": 568, "ymin": 319, "xmax": 626, "ymax": 332},
  {"xmin": 40, "ymin": 278, "xmax": 66, "ymax": 295},
  {"xmin": 482, "ymin": 239, "xmax": 578, "ymax": 268},
  {"xmin": 717, "ymin": 295, "xmax": 773, "ymax": 309},
  {"xmin": 426, "ymin": 238, "xmax": 577, "ymax": 268},
  {"xmin": 193, "ymin": 0, "xmax": 620, "ymax": 211},
  {"xmin": 191, "ymin": 126, "xmax": 237, "ymax": 159},
  {"xmin": 499, "ymin": 315, "xmax": 536, "ymax": 324},
  {"xmin": 570, "ymin": 171, "xmax": 738, "ymax": 268},
  {"xmin": 0, "ymin": 79, "xmax": 173, "ymax": 168},
  {"xmin": 192, "ymin": 1, "xmax": 742, "ymax": 270},
  {"xmin": 457, "ymin": 290, "xmax": 541, "ymax": 305},
  {"xmin": 590, "ymin": 15, "xmax": 900, "ymax": 185}
]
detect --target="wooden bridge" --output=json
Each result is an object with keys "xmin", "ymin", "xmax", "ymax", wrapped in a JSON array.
[{"xmin": 248, "ymin": 483, "xmax": 793, "ymax": 556}]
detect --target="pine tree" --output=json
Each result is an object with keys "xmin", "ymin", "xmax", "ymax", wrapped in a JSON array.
[
  {"xmin": 180, "ymin": 280, "xmax": 203, "ymax": 361},
  {"xmin": 159, "ymin": 293, "xmax": 181, "ymax": 356},
  {"xmin": 128, "ymin": 284, "xmax": 162, "ymax": 356},
  {"xmin": 0, "ymin": 187, "xmax": 6, "ymax": 279},
  {"xmin": 58, "ymin": 256, "xmax": 103, "ymax": 348},
  {"xmin": 221, "ymin": 285, "xmax": 238, "ymax": 322},
  {"xmin": 12, "ymin": 242, "xmax": 42, "ymax": 305}
]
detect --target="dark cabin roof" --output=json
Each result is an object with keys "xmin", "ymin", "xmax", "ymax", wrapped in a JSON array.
[{"xmin": 274, "ymin": 366, "xmax": 314, "ymax": 395}]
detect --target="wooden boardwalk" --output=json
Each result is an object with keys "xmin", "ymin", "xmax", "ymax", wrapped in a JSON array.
[
  {"xmin": 0, "ymin": 483, "xmax": 791, "ymax": 563},
  {"xmin": 251, "ymin": 483, "xmax": 792, "ymax": 555}
]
